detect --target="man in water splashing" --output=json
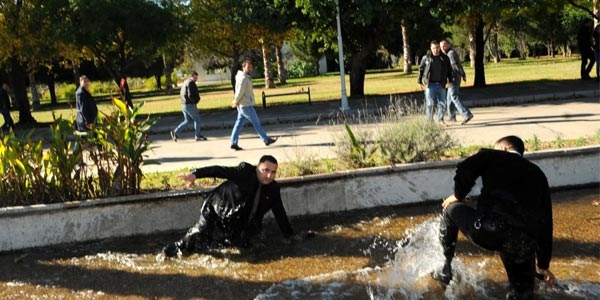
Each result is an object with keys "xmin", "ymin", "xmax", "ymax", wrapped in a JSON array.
[
  {"xmin": 161, "ymin": 155, "xmax": 301, "ymax": 257},
  {"xmin": 433, "ymin": 135, "xmax": 556, "ymax": 300}
]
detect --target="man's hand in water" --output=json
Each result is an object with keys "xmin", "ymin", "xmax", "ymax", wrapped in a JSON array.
[{"xmin": 537, "ymin": 268, "xmax": 557, "ymax": 286}]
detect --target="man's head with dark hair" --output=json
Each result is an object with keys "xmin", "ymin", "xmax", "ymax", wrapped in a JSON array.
[
  {"xmin": 494, "ymin": 135, "xmax": 525, "ymax": 156},
  {"xmin": 256, "ymin": 155, "xmax": 278, "ymax": 185},
  {"xmin": 242, "ymin": 58, "xmax": 252, "ymax": 68},
  {"xmin": 259, "ymin": 155, "xmax": 278, "ymax": 165}
]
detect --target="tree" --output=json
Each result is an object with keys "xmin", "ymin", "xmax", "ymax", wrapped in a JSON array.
[
  {"xmin": 0, "ymin": 0, "xmax": 74, "ymax": 125},
  {"xmin": 426, "ymin": 0, "xmax": 536, "ymax": 87},
  {"xmin": 295, "ymin": 0, "xmax": 409, "ymax": 97},
  {"xmin": 69, "ymin": 0, "xmax": 175, "ymax": 90}
]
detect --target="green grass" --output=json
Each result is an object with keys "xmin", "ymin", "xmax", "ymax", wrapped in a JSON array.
[{"xmin": 21, "ymin": 57, "xmax": 582, "ymax": 124}]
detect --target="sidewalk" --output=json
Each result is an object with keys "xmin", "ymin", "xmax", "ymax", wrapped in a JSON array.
[
  {"xmin": 148, "ymin": 79, "xmax": 599, "ymax": 134},
  {"xmin": 141, "ymin": 79, "xmax": 600, "ymax": 173}
]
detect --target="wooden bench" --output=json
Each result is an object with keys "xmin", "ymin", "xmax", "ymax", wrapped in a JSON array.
[{"xmin": 261, "ymin": 87, "xmax": 311, "ymax": 109}]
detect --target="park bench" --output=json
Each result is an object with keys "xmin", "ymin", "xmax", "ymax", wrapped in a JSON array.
[{"xmin": 260, "ymin": 87, "xmax": 311, "ymax": 109}]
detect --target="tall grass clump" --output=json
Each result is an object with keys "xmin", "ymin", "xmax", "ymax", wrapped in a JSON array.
[{"xmin": 333, "ymin": 95, "xmax": 456, "ymax": 168}]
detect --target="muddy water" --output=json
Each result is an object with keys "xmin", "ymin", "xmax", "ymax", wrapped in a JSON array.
[{"xmin": 1, "ymin": 188, "xmax": 598, "ymax": 300}]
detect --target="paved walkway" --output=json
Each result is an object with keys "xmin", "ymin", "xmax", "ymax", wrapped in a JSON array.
[{"xmin": 141, "ymin": 79, "xmax": 600, "ymax": 173}]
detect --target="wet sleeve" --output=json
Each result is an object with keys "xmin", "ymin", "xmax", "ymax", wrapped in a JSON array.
[
  {"xmin": 453, "ymin": 149, "xmax": 489, "ymax": 199},
  {"xmin": 268, "ymin": 183, "xmax": 295, "ymax": 238},
  {"xmin": 536, "ymin": 175, "xmax": 553, "ymax": 270},
  {"xmin": 191, "ymin": 162, "xmax": 250, "ymax": 181}
]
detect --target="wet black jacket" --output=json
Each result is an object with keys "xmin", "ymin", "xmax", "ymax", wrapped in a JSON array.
[
  {"xmin": 453, "ymin": 149, "xmax": 553, "ymax": 269},
  {"xmin": 192, "ymin": 162, "xmax": 295, "ymax": 238}
]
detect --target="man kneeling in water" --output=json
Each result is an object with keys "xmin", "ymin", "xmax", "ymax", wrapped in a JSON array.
[
  {"xmin": 162, "ymin": 155, "xmax": 301, "ymax": 257},
  {"xmin": 433, "ymin": 135, "xmax": 556, "ymax": 300}
]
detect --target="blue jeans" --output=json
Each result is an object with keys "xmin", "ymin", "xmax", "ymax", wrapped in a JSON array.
[
  {"xmin": 230, "ymin": 106, "xmax": 269, "ymax": 145},
  {"xmin": 446, "ymin": 78, "xmax": 472, "ymax": 120},
  {"xmin": 174, "ymin": 104, "xmax": 202, "ymax": 138},
  {"xmin": 425, "ymin": 82, "xmax": 446, "ymax": 122}
]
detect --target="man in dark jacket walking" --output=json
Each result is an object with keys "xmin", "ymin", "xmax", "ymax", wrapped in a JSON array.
[
  {"xmin": 418, "ymin": 40, "xmax": 453, "ymax": 123},
  {"xmin": 433, "ymin": 135, "xmax": 556, "ymax": 300},
  {"xmin": 75, "ymin": 75, "xmax": 98, "ymax": 132},
  {"xmin": 0, "ymin": 82, "xmax": 15, "ymax": 131},
  {"xmin": 577, "ymin": 18, "xmax": 595, "ymax": 80},
  {"xmin": 171, "ymin": 71, "xmax": 206, "ymax": 142},
  {"xmin": 162, "ymin": 155, "xmax": 299, "ymax": 257}
]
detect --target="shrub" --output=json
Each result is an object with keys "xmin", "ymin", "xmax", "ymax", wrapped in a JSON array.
[
  {"xmin": 332, "ymin": 95, "xmax": 456, "ymax": 168},
  {"xmin": 287, "ymin": 60, "xmax": 318, "ymax": 78},
  {"xmin": 0, "ymin": 99, "xmax": 157, "ymax": 207}
]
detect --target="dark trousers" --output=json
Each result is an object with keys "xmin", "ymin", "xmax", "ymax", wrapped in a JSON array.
[
  {"xmin": 440, "ymin": 202, "xmax": 537, "ymax": 294},
  {"xmin": 580, "ymin": 49, "xmax": 596, "ymax": 78},
  {"xmin": 178, "ymin": 200, "xmax": 247, "ymax": 252},
  {"xmin": 0, "ymin": 108, "xmax": 14, "ymax": 129}
]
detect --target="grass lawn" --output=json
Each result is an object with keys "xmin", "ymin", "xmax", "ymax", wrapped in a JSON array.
[{"xmin": 24, "ymin": 57, "xmax": 583, "ymax": 124}]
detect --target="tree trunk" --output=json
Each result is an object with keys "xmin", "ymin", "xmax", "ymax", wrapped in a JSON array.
[
  {"xmin": 275, "ymin": 44, "xmax": 287, "ymax": 85},
  {"xmin": 163, "ymin": 53, "xmax": 174, "ymax": 92},
  {"xmin": 29, "ymin": 72, "xmax": 40, "ymax": 110},
  {"xmin": 261, "ymin": 43, "xmax": 275, "ymax": 89},
  {"xmin": 488, "ymin": 29, "xmax": 501, "ymax": 63},
  {"xmin": 10, "ymin": 56, "xmax": 36, "ymax": 126},
  {"xmin": 48, "ymin": 76, "xmax": 57, "ymax": 106},
  {"xmin": 469, "ymin": 26, "xmax": 476, "ymax": 68},
  {"xmin": 474, "ymin": 15, "xmax": 486, "ymax": 88},
  {"xmin": 401, "ymin": 19, "xmax": 412, "ymax": 74},
  {"xmin": 349, "ymin": 50, "xmax": 369, "ymax": 97}
]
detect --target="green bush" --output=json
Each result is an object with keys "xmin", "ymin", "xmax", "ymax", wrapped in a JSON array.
[
  {"xmin": 332, "ymin": 96, "xmax": 456, "ymax": 168},
  {"xmin": 378, "ymin": 117, "xmax": 456, "ymax": 163},
  {"xmin": 0, "ymin": 100, "xmax": 157, "ymax": 207},
  {"xmin": 287, "ymin": 60, "xmax": 318, "ymax": 78}
]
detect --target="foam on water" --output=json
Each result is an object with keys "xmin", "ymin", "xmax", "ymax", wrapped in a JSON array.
[{"xmin": 254, "ymin": 216, "xmax": 600, "ymax": 300}]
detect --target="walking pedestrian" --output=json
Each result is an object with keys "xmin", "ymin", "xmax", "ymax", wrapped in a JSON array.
[
  {"xmin": 577, "ymin": 18, "xmax": 595, "ymax": 80},
  {"xmin": 75, "ymin": 75, "xmax": 98, "ymax": 132},
  {"xmin": 0, "ymin": 82, "xmax": 15, "ymax": 131},
  {"xmin": 230, "ymin": 59, "xmax": 277, "ymax": 151},
  {"xmin": 417, "ymin": 40, "xmax": 453, "ymax": 123},
  {"xmin": 432, "ymin": 135, "xmax": 556, "ymax": 300},
  {"xmin": 161, "ymin": 155, "xmax": 300, "ymax": 257},
  {"xmin": 440, "ymin": 40, "xmax": 473, "ymax": 125},
  {"xmin": 171, "ymin": 71, "xmax": 206, "ymax": 142}
]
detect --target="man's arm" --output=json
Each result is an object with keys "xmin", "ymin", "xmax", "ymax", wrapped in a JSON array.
[
  {"xmin": 232, "ymin": 75, "xmax": 246, "ymax": 106},
  {"xmin": 178, "ymin": 163, "xmax": 251, "ymax": 187},
  {"xmin": 266, "ymin": 183, "xmax": 295, "ymax": 238}
]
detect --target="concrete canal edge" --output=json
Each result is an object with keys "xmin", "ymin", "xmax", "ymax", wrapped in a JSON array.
[{"xmin": 1, "ymin": 146, "xmax": 598, "ymax": 252}]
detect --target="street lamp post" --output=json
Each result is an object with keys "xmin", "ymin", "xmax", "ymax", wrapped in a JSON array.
[{"xmin": 335, "ymin": 0, "xmax": 350, "ymax": 111}]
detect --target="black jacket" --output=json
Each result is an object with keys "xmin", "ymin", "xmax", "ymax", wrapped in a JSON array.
[
  {"xmin": 417, "ymin": 52, "xmax": 453, "ymax": 86},
  {"xmin": 192, "ymin": 162, "xmax": 295, "ymax": 238},
  {"xmin": 453, "ymin": 149, "xmax": 553, "ymax": 269},
  {"xmin": 0, "ymin": 88, "xmax": 10, "ymax": 111},
  {"xmin": 75, "ymin": 86, "xmax": 97, "ymax": 131},
  {"xmin": 180, "ymin": 78, "xmax": 200, "ymax": 105}
]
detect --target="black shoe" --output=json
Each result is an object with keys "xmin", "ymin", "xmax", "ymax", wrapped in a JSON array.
[
  {"xmin": 162, "ymin": 243, "xmax": 181, "ymax": 258},
  {"xmin": 195, "ymin": 135, "xmax": 207, "ymax": 141},
  {"xmin": 230, "ymin": 144, "xmax": 243, "ymax": 151},
  {"xmin": 265, "ymin": 137, "xmax": 277, "ymax": 146},
  {"xmin": 170, "ymin": 130, "xmax": 177, "ymax": 142},
  {"xmin": 505, "ymin": 289, "xmax": 534, "ymax": 300},
  {"xmin": 461, "ymin": 114, "xmax": 473, "ymax": 125}
]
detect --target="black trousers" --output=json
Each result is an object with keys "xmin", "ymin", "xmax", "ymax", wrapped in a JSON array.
[
  {"xmin": 178, "ymin": 200, "xmax": 248, "ymax": 252},
  {"xmin": 580, "ymin": 49, "xmax": 596, "ymax": 78},
  {"xmin": 440, "ymin": 202, "xmax": 537, "ymax": 294}
]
